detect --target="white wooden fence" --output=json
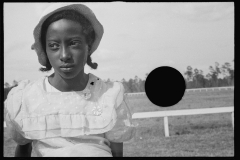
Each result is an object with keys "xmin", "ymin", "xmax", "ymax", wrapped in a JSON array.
[
  {"xmin": 132, "ymin": 106, "xmax": 234, "ymax": 137},
  {"xmin": 125, "ymin": 86, "xmax": 234, "ymax": 97},
  {"xmin": 186, "ymin": 86, "xmax": 234, "ymax": 92}
]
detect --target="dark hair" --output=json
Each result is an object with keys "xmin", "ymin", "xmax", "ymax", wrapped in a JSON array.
[{"xmin": 40, "ymin": 9, "xmax": 98, "ymax": 72}]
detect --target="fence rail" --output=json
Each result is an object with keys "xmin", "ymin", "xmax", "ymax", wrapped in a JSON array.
[
  {"xmin": 186, "ymin": 86, "xmax": 234, "ymax": 92},
  {"xmin": 132, "ymin": 106, "xmax": 234, "ymax": 137},
  {"xmin": 125, "ymin": 86, "xmax": 234, "ymax": 97}
]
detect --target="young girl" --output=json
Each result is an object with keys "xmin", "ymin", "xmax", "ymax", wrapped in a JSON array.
[{"xmin": 5, "ymin": 3, "xmax": 136, "ymax": 157}]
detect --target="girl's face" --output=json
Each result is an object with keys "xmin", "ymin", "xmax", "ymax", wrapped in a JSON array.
[{"xmin": 45, "ymin": 19, "xmax": 89, "ymax": 80}]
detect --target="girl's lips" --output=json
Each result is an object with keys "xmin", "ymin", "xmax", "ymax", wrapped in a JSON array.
[
  {"xmin": 60, "ymin": 67, "xmax": 74, "ymax": 72},
  {"xmin": 60, "ymin": 64, "xmax": 74, "ymax": 68}
]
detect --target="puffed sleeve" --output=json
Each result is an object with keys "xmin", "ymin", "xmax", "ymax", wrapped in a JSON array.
[
  {"xmin": 105, "ymin": 82, "xmax": 136, "ymax": 143},
  {"xmin": 4, "ymin": 80, "xmax": 33, "ymax": 145}
]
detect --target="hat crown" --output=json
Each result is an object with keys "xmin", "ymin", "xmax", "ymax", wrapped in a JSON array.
[{"xmin": 39, "ymin": 3, "xmax": 91, "ymax": 21}]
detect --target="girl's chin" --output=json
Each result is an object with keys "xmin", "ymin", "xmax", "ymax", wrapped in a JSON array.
[
  {"xmin": 60, "ymin": 71, "xmax": 83, "ymax": 80},
  {"xmin": 52, "ymin": 68, "xmax": 84, "ymax": 80}
]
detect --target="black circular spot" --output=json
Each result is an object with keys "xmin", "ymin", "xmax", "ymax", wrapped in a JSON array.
[{"xmin": 145, "ymin": 66, "xmax": 186, "ymax": 107}]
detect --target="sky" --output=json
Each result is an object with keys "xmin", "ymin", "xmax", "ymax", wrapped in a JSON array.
[{"xmin": 4, "ymin": 2, "xmax": 234, "ymax": 85}]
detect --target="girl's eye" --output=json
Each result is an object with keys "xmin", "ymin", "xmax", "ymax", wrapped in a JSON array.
[
  {"xmin": 48, "ymin": 43, "xmax": 59, "ymax": 49},
  {"xmin": 70, "ymin": 41, "xmax": 81, "ymax": 46}
]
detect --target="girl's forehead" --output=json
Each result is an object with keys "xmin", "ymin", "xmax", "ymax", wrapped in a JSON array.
[
  {"xmin": 47, "ymin": 19, "xmax": 83, "ymax": 35},
  {"xmin": 45, "ymin": 20, "xmax": 87, "ymax": 41}
]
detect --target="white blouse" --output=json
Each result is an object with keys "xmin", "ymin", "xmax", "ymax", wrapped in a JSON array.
[{"xmin": 4, "ymin": 73, "xmax": 136, "ymax": 157}]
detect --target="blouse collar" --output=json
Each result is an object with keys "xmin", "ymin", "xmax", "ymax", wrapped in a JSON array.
[
  {"xmin": 44, "ymin": 73, "xmax": 91, "ymax": 93},
  {"xmin": 40, "ymin": 73, "xmax": 100, "ymax": 94}
]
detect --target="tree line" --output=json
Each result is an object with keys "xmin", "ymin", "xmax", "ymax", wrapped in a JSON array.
[
  {"xmin": 4, "ymin": 61, "xmax": 234, "ymax": 98},
  {"xmin": 184, "ymin": 61, "xmax": 234, "ymax": 89},
  {"xmin": 107, "ymin": 60, "xmax": 234, "ymax": 92}
]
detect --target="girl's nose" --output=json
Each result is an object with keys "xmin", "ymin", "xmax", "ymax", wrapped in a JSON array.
[{"xmin": 60, "ymin": 46, "xmax": 71, "ymax": 62}]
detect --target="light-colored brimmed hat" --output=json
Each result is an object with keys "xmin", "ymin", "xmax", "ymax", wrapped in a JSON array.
[{"xmin": 31, "ymin": 3, "xmax": 104, "ymax": 67}]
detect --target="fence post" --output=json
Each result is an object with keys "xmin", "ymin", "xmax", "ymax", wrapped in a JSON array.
[{"xmin": 164, "ymin": 116, "xmax": 169, "ymax": 137}]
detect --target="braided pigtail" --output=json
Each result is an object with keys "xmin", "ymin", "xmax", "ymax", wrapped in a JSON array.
[
  {"xmin": 39, "ymin": 59, "xmax": 52, "ymax": 72},
  {"xmin": 87, "ymin": 55, "xmax": 98, "ymax": 69}
]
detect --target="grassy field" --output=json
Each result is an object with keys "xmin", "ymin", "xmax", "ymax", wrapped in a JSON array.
[
  {"xmin": 123, "ymin": 89, "xmax": 234, "ymax": 156},
  {"xmin": 4, "ymin": 89, "xmax": 234, "ymax": 157}
]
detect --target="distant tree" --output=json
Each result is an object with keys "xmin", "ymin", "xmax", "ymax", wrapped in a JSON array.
[
  {"xmin": 215, "ymin": 62, "xmax": 222, "ymax": 86},
  {"xmin": 121, "ymin": 78, "xmax": 126, "ymax": 83},
  {"xmin": 221, "ymin": 63, "xmax": 229, "ymax": 86},
  {"xmin": 193, "ymin": 68, "xmax": 199, "ymax": 88},
  {"xmin": 138, "ymin": 78, "xmax": 145, "ymax": 92},
  {"xmin": 184, "ymin": 66, "xmax": 193, "ymax": 82},
  {"xmin": 134, "ymin": 76, "xmax": 141, "ymax": 92},
  {"xmin": 12, "ymin": 80, "xmax": 18, "ymax": 87},
  {"xmin": 209, "ymin": 66, "xmax": 217, "ymax": 87},
  {"xmin": 128, "ymin": 78, "xmax": 137, "ymax": 93},
  {"xmin": 215, "ymin": 62, "xmax": 221, "ymax": 74},
  {"xmin": 229, "ymin": 69, "xmax": 234, "ymax": 86},
  {"xmin": 221, "ymin": 62, "xmax": 234, "ymax": 86},
  {"xmin": 106, "ymin": 78, "xmax": 111, "ymax": 83},
  {"xmin": 209, "ymin": 62, "xmax": 221, "ymax": 87},
  {"xmin": 198, "ymin": 70, "xmax": 206, "ymax": 88},
  {"xmin": 4, "ymin": 82, "xmax": 10, "ymax": 88},
  {"xmin": 121, "ymin": 78, "xmax": 130, "ymax": 93},
  {"xmin": 192, "ymin": 68, "xmax": 205, "ymax": 88},
  {"xmin": 205, "ymin": 73, "xmax": 212, "ymax": 87},
  {"xmin": 134, "ymin": 76, "xmax": 139, "ymax": 84},
  {"xmin": 184, "ymin": 66, "xmax": 194, "ymax": 89}
]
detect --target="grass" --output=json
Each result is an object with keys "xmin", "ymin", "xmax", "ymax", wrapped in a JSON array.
[
  {"xmin": 4, "ymin": 89, "xmax": 234, "ymax": 157},
  {"xmin": 126, "ymin": 90, "xmax": 234, "ymax": 113},
  {"xmin": 124, "ymin": 121, "xmax": 234, "ymax": 157}
]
